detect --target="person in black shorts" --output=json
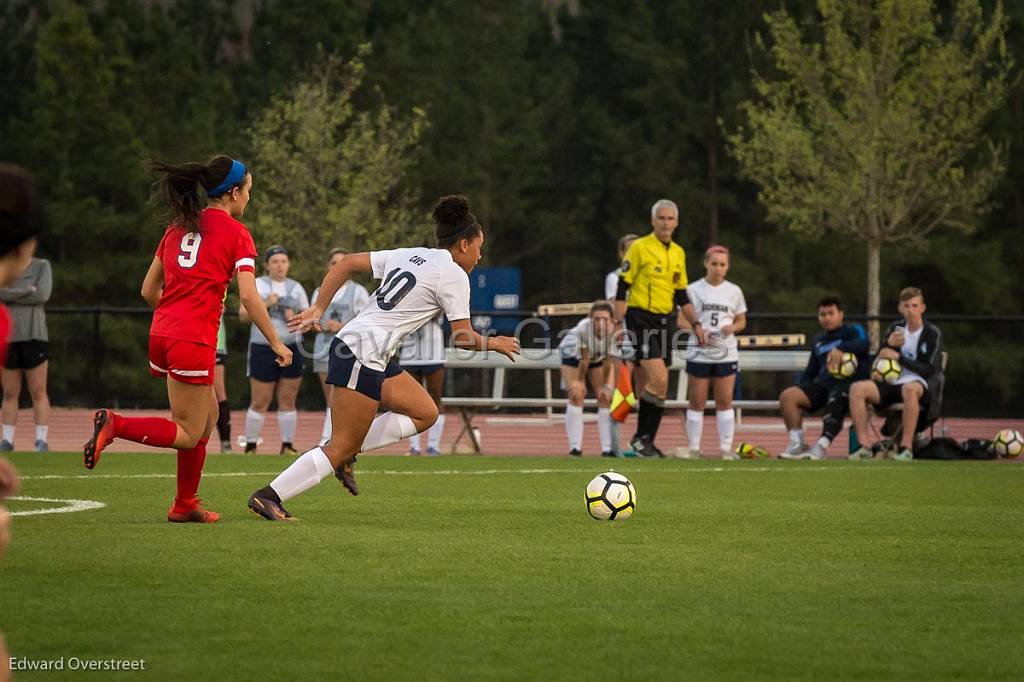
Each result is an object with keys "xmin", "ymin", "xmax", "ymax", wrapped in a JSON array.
[
  {"xmin": 613, "ymin": 199, "xmax": 700, "ymax": 458},
  {"xmin": 778, "ymin": 297, "xmax": 870, "ymax": 460}
]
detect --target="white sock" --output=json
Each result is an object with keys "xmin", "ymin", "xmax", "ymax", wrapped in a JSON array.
[
  {"xmin": 278, "ymin": 410, "xmax": 298, "ymax": 444},
  {"xmin": 565, "ymin": 404, "xmax": 584, "ymax": 450},
  {"xmin": 320, "ymin": 407, "xmax": 332, "ymax": 444},
  {"xmin": 36, "ymin": 425, "xmax": 48, "ymax": 442},
  {"xmin": 716, "ymin": 409, "xmax": 736, "ymax": 453},
  {"xmin": 788, "ymin": 428, "xmax": 804, "ymax": 447},
  {"xmin": 245, "ymin": 408, "xmax": 265, "ymax": 443},
  {"xmin": 815, "ymin": 436, "xmax": 831, "ymax": 451},
  {"xmin": 427, "ymin": 414, "xmax": 446, "ymax": 451},
  {"xmin": 597, "ymin": 408, "xmax": 612, "ymax": 453},
  {"xmin": 269, "ymin": 447, "xmax": 334, "ymax": 502},
  {"xmin": 686, "ymin": 409, "xmax": 704, "ymax": 452},
  {"xmin": 360, "ymin": 412, "xmax": 418, "ymax": 452},
  {"xmin": 409, "ymin": 432, "xmax": 422, "ymax": 451},
  {"xmin": 2, "ymin": 424, "xmax": 14, "ymax": 443}
]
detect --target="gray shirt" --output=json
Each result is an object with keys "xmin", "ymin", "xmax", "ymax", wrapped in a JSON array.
[
  {"xmin": 248, "ymin": 276, "xmax": 309, "ymax": 346},
  {"xmin": 0, "ymin": 258, "xmax": 51, "ymax": 342}
]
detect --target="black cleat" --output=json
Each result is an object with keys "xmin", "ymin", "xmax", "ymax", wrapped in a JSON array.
[
  {"xmin": 632, "ymin": 435, "xmax": 663, "ymax": 459},
  {"xmin": 244, "ymin": 441, "xmax": 258, "ymax": 454},
  {"xmin": 247, "ymin": 487, "xmax": 295, "ymax": 521},
  {"xmin": 601, "ymin": 450, "xmax": 617, "ymax": 458},
  {"xmin": 335, "ymin": 457, "xmax": 358, "ymax": 496},
  {"xmin": 569, "ymin": 448, "xmax": 582, "ymax": 457}
]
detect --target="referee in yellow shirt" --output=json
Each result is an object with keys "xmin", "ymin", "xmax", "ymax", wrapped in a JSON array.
[{"xmin": 614, "ymin": 199, "xmax": 701, "ymax": 458}]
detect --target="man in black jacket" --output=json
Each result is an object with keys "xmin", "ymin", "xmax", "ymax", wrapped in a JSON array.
[
  {"xmin": 849, "ymin": 287, "xmax": 944, "ymax": 461},
  {"xmin": 779, "ymin": 296, "xmax": 870, "ymax": 460}
]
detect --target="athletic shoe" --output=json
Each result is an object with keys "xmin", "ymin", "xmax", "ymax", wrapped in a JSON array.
[
  {"xmin": 426, "ymin": 447, "xmax": 441, "ymax": 456},
  {"xmin": 601, "ymin": 450, "xmax": 617, "ymax": 458},
  {"xmin": 335, "ymin": 458, "xmax": 358, "ymax": 496},
  {"xmin": 83, "ymin": 409, "xmax": 116, "ymax": 470},
  {"xmin": 674, "ymin": 448, "xmax": 701, "ymax": 460},
  {"xmin": 633, "ymin": 437, "xmax": 662, "ymax": 459},
  {"xmin": 569, "ymin": 448, "xmax": 582, "ymax": 457},
  {"xmin": 247, "ymin": 488, "xmax": 295, "ymax": 521},
  {"xmin": 779, "ymin": 442, "xmax": 810, "ymax": 459},
  {"xmin": 168, "ymin": 498, "xmax": 220, "ymax": 524},
  {"xmin": 848, "ymin": 446, "xmax": 873, "ymax": 461},
  {"xmin": 220, "ymin": 440, "xmax": 232, "ymax": 454},
  {"xmin": 891, "ymin": 447, "xmax": 914, "ymax": 462},
  {"xmin": 280, "ymin": 443, "xmax": 298, "ymax": 457},
  {"xmin": 407, "ymin": 447, "xmax": 421, "ymax": 456},
  {"xmin": 244, "ymin": 441, "xmax": 258, "ymax": 454},
  {"xmin": 35, "ymin": 440, "xmax": 48, "ymax": 453},
  {"xmin": 721, "ymin": 449, "xmax": 740, "ymax": 460},
  {"xmin": 0, "ymin": 440, "xmax": 12, "ymax": 452},
  {"xmin": 318, "ymin": 438, "xmax": 329, "ymax": 447},
  {"xmin": 808, "ymin": 443, "xmax": 828, "ymax": 461}
]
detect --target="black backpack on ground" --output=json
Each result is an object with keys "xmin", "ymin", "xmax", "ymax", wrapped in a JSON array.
[{"xmin": 913, "ymin": 437, "xmax": 996, "ymax": 460}]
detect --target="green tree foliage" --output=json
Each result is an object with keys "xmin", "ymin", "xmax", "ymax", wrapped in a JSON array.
[
  {"xmin": 246, "ymin": 46, "xmax": 429, "ymax": 282},
  {"xmin": 729, "ymin": 0, "xmax": 1013, "ymax": 341}
]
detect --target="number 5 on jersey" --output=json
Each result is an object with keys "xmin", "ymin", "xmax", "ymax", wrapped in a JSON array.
[{"xmin": 178, "ymin": 233, "xmax": 202, "ymax": 268}]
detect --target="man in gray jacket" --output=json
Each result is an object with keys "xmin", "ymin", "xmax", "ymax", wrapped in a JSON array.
[{"xmin": 0, "ymin": 256, "xmax": 52, "ymax": 452}]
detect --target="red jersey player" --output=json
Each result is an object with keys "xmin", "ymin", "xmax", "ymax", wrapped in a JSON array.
[{"xmin": 83, "ymin": 156, "xmax": 292, "ymax": 523}]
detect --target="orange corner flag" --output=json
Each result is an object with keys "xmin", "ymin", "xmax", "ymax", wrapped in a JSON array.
[{"xmin": 610, "ymin": 363, "xmax": 636, "ymax": 423}]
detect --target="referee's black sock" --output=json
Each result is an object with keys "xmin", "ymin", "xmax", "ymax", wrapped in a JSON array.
[
  {"xmin": 217, "ymin": 400, "xmax": 231, "ymax": 443},
  {"xmin": 639, "ymin": 390, "xmax": 665, "ymax": 443}
]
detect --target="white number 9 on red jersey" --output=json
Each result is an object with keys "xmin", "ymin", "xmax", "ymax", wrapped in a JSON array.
[{"xmin": 177, "ymin": 233, "xmax": 202, "ymax": 268}]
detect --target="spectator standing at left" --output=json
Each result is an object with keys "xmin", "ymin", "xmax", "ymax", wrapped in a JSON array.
[{"xmin": 0, "ymin": 255, "xmax": 52, "ymax": 452}]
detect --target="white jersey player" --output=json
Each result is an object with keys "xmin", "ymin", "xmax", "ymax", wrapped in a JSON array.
[
  {"xmin": 558, "ymin": 302, "xmax": 616, "ymax": 457},
  {"xmin": 249, "ymin": 195, "xmax": 520, "ymax": 521},
  {"xmin": 680, "ymin": 246, "xmax": 748, "ymax": 460}
]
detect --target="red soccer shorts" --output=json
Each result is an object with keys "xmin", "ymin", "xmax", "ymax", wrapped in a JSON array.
[{"xmin": 148, "ymin": 335, "xmax": 216, "ymax": 386}]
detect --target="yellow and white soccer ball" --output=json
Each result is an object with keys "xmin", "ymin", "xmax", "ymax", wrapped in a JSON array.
[
  {"xmin": 734, "ymin": 442, "xmax": 771, "ymax": 459},
  {"xmin": 871, "ymin": 357, "xmax": 902, "ymax": 384},
  {"xmin": 830, "ymin": 352, "xmax": 858, "ymax": 380},
  {"xmin": 992, "ymin": 429, "xmax": 1024, "ymax": 458},
  {"xmin": 585, "ymin": 471, "xmax": 636, "ymax": 521}
]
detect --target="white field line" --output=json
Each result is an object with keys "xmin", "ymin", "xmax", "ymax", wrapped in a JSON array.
[
  {"xmin": 13, "ymin": 465, "xmax": 920, "ymax": 482},
  {"xmin": 7, "ymin": 496, "xmax": 106, "ymax": 517}
]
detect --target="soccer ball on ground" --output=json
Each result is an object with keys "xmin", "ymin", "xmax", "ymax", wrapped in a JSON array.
[
  {"xmin": 585, "ymin": 471, "xmax": 636, "ymax": 521},
  {"xmin": 830, "ymin": 352, "xmax": 858, "ymax": 380},
  {"xmin": 871, "ymin": 357, "xmax": 902, "ymax": 384},
  {"xmin": 734, "ymin": 442, "xmax": 771, "ymax": 459},
  {"xmin": 992, "ymin": 429, "xmax": 1023, "ymax": 458}
]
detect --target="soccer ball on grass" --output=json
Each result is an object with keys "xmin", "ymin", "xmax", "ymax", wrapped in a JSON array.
[
  {"xmin": 585, "ymin": 471, "xmax": 636, "ymax": 521},
  {"xmin": 992, "ymin": 429, "xmax": 1023, "ymax": 458}
]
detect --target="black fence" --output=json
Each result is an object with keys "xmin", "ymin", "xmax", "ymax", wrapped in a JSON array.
[{"xmin": 25, "ymin": 307, "xmax": 1024, "ymax": 419}]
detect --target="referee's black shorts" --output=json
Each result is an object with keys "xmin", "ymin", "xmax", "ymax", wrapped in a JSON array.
[{"xmin": 624, "ymin": 308, "xmax": 674, "ymax": 363}]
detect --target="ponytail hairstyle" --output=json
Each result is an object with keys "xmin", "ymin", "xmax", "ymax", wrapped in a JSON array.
[
  {"xmin": 0, "ymin": 163, "xmax": 42, "ymax": 258},
  {"xmin": 146, "ymin": 155, "xmax": 247, "ymax": 233},
  {"xmin": 433, "ymin": 194, "xmax": 482, "ymax": 248}
]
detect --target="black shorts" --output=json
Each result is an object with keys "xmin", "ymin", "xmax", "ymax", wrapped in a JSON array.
[
  {"xmin": 686, "ymin": 360, "xmax": 738, "ymax": 378},
  {"xmin": 247, "ymin": 343, "xmax": 304, "ymax": 382},
  {"xmin": 875, "ymin": 381, "xmax": 930, "ymax": 410},
  {"xmin": 215, "ymin": 351, "xmax": 227, "ymax": 367},
  {"xmin": 326, "ymin": 338, "xmax": 403, "ymax": 401},
  {"xmin": 796, "ymin": 382, "xmax": 831, "ymax": 412},
  {"xmin": 404, "ymin": 363, "xmax": 444, "ymax": 377},
  {"xmin": 624, "ymin": 308, "xmax": 674, "ymax": 363},
  {"xmin": 5, "ymin": 340, "xmax": 48, "ymax": 370},
  {"xmin": 560, "ymin": 355, "xmax": 607, "ymax": 368}
]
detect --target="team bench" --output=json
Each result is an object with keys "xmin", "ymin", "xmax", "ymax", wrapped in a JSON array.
[{"xmin": 441, "ymin": 347, "xmax": 810, "ymax": 453}]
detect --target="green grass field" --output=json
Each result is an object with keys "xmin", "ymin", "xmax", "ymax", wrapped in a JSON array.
[{"xmin": 3, "ymin": 453, "xmax": 1023, "ymax": 681}]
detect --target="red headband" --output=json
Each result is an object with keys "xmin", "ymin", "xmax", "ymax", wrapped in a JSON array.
[{"xmin": 705, "ymin": 245, "xmax": 729, "ymax": 259}]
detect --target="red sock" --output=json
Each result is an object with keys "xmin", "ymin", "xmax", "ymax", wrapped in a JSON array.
[
  {"xmin": 175, "ymin": 437, "xmax": 209, "ymax": 508},
  {"xmin": 111, "ymin": 413, "xmax": 178, "ymax": 448}
]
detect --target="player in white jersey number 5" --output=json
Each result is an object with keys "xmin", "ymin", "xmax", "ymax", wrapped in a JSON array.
[{"xmin": 248, "ymin": 195, "xmax": 520, "ymax": 520}]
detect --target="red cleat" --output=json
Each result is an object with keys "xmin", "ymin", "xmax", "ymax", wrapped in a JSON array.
[
  {"xmin": 168, "ymin": 498, "xmax": 220, "ymax": 524},
  {"xmin": 83, "ymin": 409, "xmax": 116, "ymax": 470}
]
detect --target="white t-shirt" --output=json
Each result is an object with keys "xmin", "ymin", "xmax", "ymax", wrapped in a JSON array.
[
  {"xmin": 559, "ymin": 317, "xmax": 614, "ymax": 363},
  {"xmin": 685, "ymin": 278, "xmax": 747, "ymax": 363},
  {"xmin": 895, "ymin": 325, "xmax": 928, "ymax": 388},
  {"xmin": 337, "ymin": 248, "xmax": 471, "ymax": 371},
  {"xmin": 312, "ymin": 281, "xmax": 371, "ymax": 359},
  {"xmin": 398, "ymin": 315, "xmax": 445, "ymax": 366},
  {"xmin": 604, "ymin": 270, "xmax": 619, "ymax": 301},
  {"xmin": 250, "ymin": 276, "xmax": 309, "ymax": 346}
]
